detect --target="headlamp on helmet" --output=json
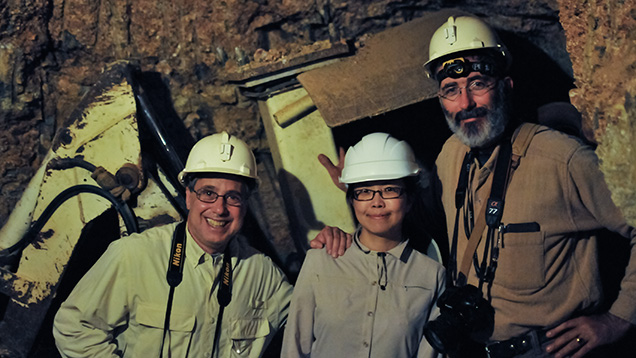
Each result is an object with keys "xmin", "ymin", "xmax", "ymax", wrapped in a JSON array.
[
  {"xmin": 424, "ymin": 16, "xmax": 511, "ymax": 79},
  {"xmin": 435, "ymin": 57, "xmax": 500, "ymax": 82}
]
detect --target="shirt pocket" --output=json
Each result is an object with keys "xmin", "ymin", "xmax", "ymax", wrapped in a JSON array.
[
  {"xmin": 135, "ymin": 303, "xmax": 196, "ymax": 357},
  {"xmin": 496, "ymin": 224, "xmax": 545, "ymax": 290},
  {"xmin": 397, "ymin": 284, "xmax": 437, "ymax": 325},
  {"xmin": 228, "ymin": 317, "xmax": 270, "ymax": 357},
  {"xmin": 394, "ymin": 283, "xmax": 437, "ymax": 356}
]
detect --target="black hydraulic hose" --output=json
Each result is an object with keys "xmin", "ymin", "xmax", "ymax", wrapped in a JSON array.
[
  {"xmin": 133, "ymin": 82, "xmax": 185, "ymax": 182},
  {"xmin": 144, "ymin": 164, "xmax": 187, "ymax": 219},
  {"xmin": 1, "ymin": 184, "xmax": 138, "ymax": 257},
  {"xmin": 48, "ymin": 157, "xmax": 97, "ymax": 173}
]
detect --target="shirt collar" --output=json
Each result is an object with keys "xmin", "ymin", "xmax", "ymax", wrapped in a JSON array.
[
  {"xmin": 352, "ymin": 227, "xmax": 413, "ymax": 263},
  {"xmin": 184, "ymin": 223, "xmax": 241, "ymax": 268}
]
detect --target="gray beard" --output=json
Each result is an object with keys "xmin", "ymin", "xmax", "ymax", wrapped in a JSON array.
[{"xmin": 441, "ymin": 82, "xmax": 511, "ymax": 148}]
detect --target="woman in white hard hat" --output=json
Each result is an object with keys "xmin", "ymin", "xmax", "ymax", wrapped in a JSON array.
[{"xmin": 281, "ymin": 132, "xmax": 445, "ymax": 358}]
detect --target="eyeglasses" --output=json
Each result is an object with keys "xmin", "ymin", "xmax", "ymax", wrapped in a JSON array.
[
  {"xmin": 193, "ymin": 188, "xmax": 244, "ymax": 207},
  {"xmin": 353, "ymin": 187, "xmax": 404, "ymax": 201},
  {"xmin": 438, "ymin": 77, "xmax": 498, "ymax": 101}
]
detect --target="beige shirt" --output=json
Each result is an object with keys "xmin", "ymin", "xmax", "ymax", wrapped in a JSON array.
[
  {"xmin": 53, "ymin": 222, "xmax": 292, "ymax": 358},
  {"xmin": 436, "ymin": 125, "xmax": 636, "ymax": 341},
  {"xmin": 281, "ymin": 232, "xmax": 445, "ymax": 358}
]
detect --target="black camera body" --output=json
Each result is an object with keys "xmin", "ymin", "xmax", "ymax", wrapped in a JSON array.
[{"xmin": 423, "ymin": 284, "xmax": 495, "ymax": 354}]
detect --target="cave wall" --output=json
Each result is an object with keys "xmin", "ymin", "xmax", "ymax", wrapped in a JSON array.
[
  {"xmin": 1, "ymin": 0, "xmax": 570, "ymax": 228},
  {"xmin": 2, "ymin": 1, "xmax": 636, "ymax": 356},
  {"xmin": 559, "ymin": 0, "xmax": 636, "ymax": 227}
]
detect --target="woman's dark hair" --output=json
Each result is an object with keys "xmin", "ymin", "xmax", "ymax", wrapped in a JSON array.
[{"xmin": 402, "ymin": 176, "xmax": 435, "ymax": 255}]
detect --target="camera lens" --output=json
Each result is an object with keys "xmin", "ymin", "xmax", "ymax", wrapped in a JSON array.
[
  {"xmin": 423, "ymin": 312, "xmax": 465, "ymax": 354},
  {"xmin": 423, "ymin": 285, "xmax": 495, "ymax": 354}
]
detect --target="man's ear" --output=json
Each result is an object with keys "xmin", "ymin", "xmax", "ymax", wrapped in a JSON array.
[
  {"xmin": 504, "ymin": 76, "xmax": 513, "ymax": 89},
  {"xmin": 185, "ymin": 188, "xmax": 192, "ymax": 211}
]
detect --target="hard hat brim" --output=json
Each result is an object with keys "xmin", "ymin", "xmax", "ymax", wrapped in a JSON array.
[{"xmin": 339, "ymin": 161, "xmax": 420, "ymax": 184}]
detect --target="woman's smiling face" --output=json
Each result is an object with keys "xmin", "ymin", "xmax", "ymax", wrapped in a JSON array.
[{"xmin": 351, "ymin": 179, "xmax": 411, "ymax": 241}]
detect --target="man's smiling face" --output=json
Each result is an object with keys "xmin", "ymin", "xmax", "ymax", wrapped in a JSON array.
[{"xmin": 186, "ymin": 176, "xmax": 247, "ymax": 254}]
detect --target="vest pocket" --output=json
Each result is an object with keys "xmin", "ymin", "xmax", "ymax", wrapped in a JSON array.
[
  {"xmin": 228, "ymin": 317, "xmax": 270, "ymax": 356},
  {"xmin": 136, "ymin": 303, "xmax": 196, "ymax": 357},
  {"xmin": 496, "ymin": 228, "xmax": 545, "ymax": 290}
]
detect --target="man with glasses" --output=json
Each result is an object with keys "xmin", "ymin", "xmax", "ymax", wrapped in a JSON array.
[
  {"xmin": 53, "ymin": 132, "xmax": 293, "ymax": 358},
  {"xmin": 316, "ymin": 15, "xmax": 636, "ymax": 358}
]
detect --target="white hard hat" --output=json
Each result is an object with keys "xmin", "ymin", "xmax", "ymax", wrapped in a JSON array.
[
  {"xmin": 424, "ymin": 16, "xmax": 511, "ymax": 77},
  {"xmin": 339, "ymin": 132, "xmax": 420, "ymax": 185},
  {"xmin": 178, "ymin": 131, "xmax": 257, "ymax": 185}
]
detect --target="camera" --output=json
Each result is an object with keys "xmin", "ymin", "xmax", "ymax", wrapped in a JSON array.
[{"xmin": 423, "ymin": 284, "xmax": 494, "ymax": 354}]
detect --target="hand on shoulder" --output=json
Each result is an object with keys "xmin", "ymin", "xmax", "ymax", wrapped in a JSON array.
[{"xmin": 309, "ymin": 226, "xmax": 352, "ymax": 258}]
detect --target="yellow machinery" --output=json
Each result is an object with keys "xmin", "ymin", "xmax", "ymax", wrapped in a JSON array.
[{"xmin": 0, "ymin": 62, "xmax": 192, "ymax": 357}]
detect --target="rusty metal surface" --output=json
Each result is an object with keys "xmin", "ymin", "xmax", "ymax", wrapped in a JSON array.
[
  {"xmin": 298, "ymin": 9, "xmax": 470, "ymax": 127},
  {"xmin": 221, "ymin": 41, "xmax": 352, "ymax": 83}
]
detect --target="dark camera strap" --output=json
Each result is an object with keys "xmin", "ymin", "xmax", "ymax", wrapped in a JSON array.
[
  {"xmin": 161, "ymin": 221, "xmax": 187, "ymax": 358},
  {"xmin": 456, "ymin": 141, "xmax": 511, "ymax": 287},
  {"xmin": 211, "ymin": 248, "xmax": 233, "ymax": 358},
  {"xmin": 448, "ymin": 150, "xmax": 474, "ymax": 285},
  {"xmin": 454, "ymin": 123, "xmax": 541, "ymax": 287},
  {"xmin": 159, "ymin": 222, "xmax": 234, "ymax": 358}
]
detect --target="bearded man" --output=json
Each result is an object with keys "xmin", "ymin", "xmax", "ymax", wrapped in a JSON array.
[{"xmin": 314, "ymin": 15, "xmax": 636, "ymax": 358}]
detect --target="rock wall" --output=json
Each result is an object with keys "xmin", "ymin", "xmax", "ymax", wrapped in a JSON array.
[
  {"xmin": 559, "ymin": 0, "xmax": 636, "ymax": 227},
  {"xmin": 1, "ymin": 0, "xmax": 567, "ymax": 227}
]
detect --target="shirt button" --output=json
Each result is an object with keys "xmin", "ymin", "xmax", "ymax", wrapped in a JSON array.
[
  {"xmin": 210, "ymin": 317, "xmax": 215, "ymax": 324},
  {"xmin": 363, "ymin": 341, "xmax": 369, "ymax": 348},
  {"xmin": 367, "ymin": 311, "xmax": 374, "ymax": 316},
  {"xmin": 372, "ymin": 281, "xmax": 377, "ymax": 286}
]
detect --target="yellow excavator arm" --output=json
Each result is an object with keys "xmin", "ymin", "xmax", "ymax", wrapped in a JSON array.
[{"xmin": 0, "ymin": 62, "xmax": 188, "ymax": 357}]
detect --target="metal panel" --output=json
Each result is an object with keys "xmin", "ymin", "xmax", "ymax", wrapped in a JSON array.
[
  {"xmin": 259, "ymin": 87, "xmax": 355, "ymax": 247},
  {"xmin": 298, "ymin": 9, "xmax": 470, "ymax": 127}
]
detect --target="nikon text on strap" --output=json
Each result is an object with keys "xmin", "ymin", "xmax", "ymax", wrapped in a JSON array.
[
  {"xmin": 159, "ymin": 222, "xmax": 234, "ymax": 358},
  {"xmin": 211, "ymin": 247, "xmax": 233, "ymax": 358},
  {"xmin": 167, "ymin": 222, "xmax": 187, "ymax": 286},
  {"xmin": 160, "ymin": 221, "xmax": 187, "ymax": 358}
]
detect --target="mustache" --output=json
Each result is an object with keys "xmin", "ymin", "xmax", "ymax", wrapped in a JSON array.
[{"xmin": 455, "ymin": 106, "xmax": 489, "ymax": 122}]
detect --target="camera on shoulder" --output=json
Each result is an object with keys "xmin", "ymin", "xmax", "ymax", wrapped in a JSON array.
[{"xmin": 423, "ymin": 284, "xmax": 495, "ymax": 355}]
